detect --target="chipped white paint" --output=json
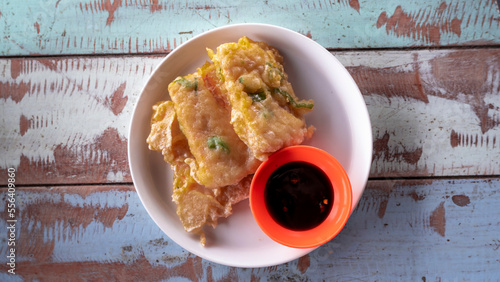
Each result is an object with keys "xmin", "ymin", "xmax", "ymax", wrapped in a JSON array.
[
  {"xmin": 336, "ymin": 49, "xmax": 500, "ymax": 176},
  {"xmin": 0, "ymin": 57, "xmax": 162, "ymax": 177},
  {"xmin": 367, "ymin": 94, "xmax": 500, "ymax": 175},
  {"xmin": 107, "ymin": 170, "xmax": 125, "ymax": 182},
  {"xmin": 1, "ymin": 49, "xmax": 499, "ymax": 181},
  {"xmin": 336, "ymin": 50, "xmax": 420, "ymax": 72}
]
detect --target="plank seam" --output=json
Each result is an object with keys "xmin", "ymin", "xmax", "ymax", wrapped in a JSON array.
[
  {"xmin": 368, "ymin": 174, "xmax": 500, "ymax": 182},
  {"xmin": 0, "ymin": 182, "xmax": 135, "ymax": 189},
  {"xmin": 2, "ymin": 174, "xmax": 500, "ymax": 189},
  {"xmin": 1, "ymin": 44, "xmax": 500, "ymax": 60}
]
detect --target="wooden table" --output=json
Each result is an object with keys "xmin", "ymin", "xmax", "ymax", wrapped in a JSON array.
[{"xmin": 1, "ymin": 0, "xmax": 500, "ymax": 280}]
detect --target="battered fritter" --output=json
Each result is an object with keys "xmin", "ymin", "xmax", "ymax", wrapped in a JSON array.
[
  {"xmin": 208, "ymin": 36, "xmax": 315, "ymax": 160},
  {"xmin": 168, "ymin": 63, "xmax": 261, "ymax": 188},
  {"xmin": 147, "ymin": 101, "xmax": 251, "ymax": 245},
  {"xmin": 146, "ymin": 37, "xmax": 315, "ymax": 245}
]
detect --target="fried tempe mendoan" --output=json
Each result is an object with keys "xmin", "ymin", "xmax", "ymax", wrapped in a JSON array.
[
  {"xmin": 208, "ymin": 36, "xmax": 315, "ymax": 161},
  {"xmin": 147, "ymin": 101, "xmax": 251, "ymax": 245},
  {"xmin": 146, "ymin": 37, "xmax": 315, "ymax": 245},
  {"xmin": 168, "ymin": 64, "xmax": 261, "ymax": 188}
]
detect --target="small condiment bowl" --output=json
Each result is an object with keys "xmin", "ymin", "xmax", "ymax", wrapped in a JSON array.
[{"xmin": 250, "ymin": 145, "xmax": 352, "ymax": 249}]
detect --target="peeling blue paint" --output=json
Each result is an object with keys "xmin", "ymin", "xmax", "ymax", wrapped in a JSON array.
[{"xmin": 0, "ymin": 0, "xmax": 499, "ymax": 55}]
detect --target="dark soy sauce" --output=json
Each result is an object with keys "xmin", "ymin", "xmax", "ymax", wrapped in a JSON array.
[{"xmin": 264, "ymin": 161, "xmax": 333, "ymax": 231}]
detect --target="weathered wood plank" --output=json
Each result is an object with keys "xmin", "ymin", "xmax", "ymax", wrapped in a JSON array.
[
  {"xmin": 0, "ymin": 57, "xmax": 153, "ymax": 184},
  {"xmin": 1, "ymin": 48, "xmax": 499, "ymax": 184},
  {"xmin": 337, "ymin": 49, "xmax": 500, "ymax": 177},
  {"xmin": 0, "ymin": 178, "xmax": 499, "ymax": 280},
  {"xmin": 0, "ymin": 0, "xmax": 499, "ymax": 56}
]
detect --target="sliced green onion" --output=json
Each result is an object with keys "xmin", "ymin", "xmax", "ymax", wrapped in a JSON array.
[
  {"xmin": 273, "ymin": 88, "xmax": 314, "ymax": 109},
  {"xmin": 266, "ymin": 62, "xmax": 284, "ymax": 80},
  {"xmin": 249, "ymin": 91, "xmax": 266, "ymax": 102},
  {"xmin": 175, "ymin": 77, "xmax": 198, "ymax": 92},
  {"xmin": 240, "ymin": 77, "xmax": 266, "ymax": 102},
  {"xmin": 207, "ymin": 136, "xmax": 230, "ymax": 154}
]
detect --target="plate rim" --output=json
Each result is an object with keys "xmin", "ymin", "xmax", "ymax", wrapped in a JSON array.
[{"xmin": 128, "ymin": 23, "xmax": 372, "ymax": 268}]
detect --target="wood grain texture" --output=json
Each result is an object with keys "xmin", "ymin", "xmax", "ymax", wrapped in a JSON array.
[
  {"xmin": 0, "ymin": 178, "xmax": 499, "ymax": 280},
  {"xmin": 0, "ymin": 57, "xmax": 157, "ymax": 184},
  {"xmin": 1, "ymin": 0, "xmax": 498, "ymax": 279},
  {"xmin": 337, "ymin": 49, "xmax": 500, "ymax": 177},
  {"xmin": 1, "ymin": 48, "xmax": 499, "ymax": 184},
  {"xmin": 0, "ymin": 0, "xmax": 499, "ymax": 56}
]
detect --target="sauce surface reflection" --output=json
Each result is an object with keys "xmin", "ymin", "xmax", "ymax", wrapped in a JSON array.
[{"xmin": 264, "ymin": 161, "xmax": 333, "ymax": 231}]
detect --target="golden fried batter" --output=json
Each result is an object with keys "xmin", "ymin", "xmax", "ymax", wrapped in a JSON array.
[
  {"xmin": 146, "ymin": 37, "xmax": 315, "ymax": 245},
  {"xmin": 208, "ymin": 36, "xmax": 315, "ymax": 160},
  {"xmin": 147, "ymin": 101, "xmax": 190, "ymax": 165},
  {"xmin": 147, "ymin": 101, "xmax": 251, "ymax": 245},
  {"xmin": 168, "ymin": 63, "xmax": 261, "ymax": 188}
]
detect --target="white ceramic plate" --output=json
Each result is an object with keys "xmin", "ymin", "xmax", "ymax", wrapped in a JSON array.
[{"xmin": 128, "ymin": 23, "xmax": 372, "ymax": 268}]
